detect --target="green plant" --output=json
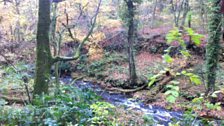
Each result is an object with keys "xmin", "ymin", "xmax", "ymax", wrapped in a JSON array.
[
  {"xmin": 81, "ymin": 52, "xmax": 126, "ymax": 78},
  {"xmin": 90, "ymin": 102, "xmax": 116, "ymax": 125},
  {"xmin": 0, "ymin": 84, "xmax": 116, "ymax": 125},
  {"xmin": 0, "ymin": 63, "xmax": 34, "ymax": 94},
  {"xmin": 160, "ymin": 27, "xmax": 203, "ymax": 103},
  {"xmin": 148, "ymin": 68, "xmax": 169, "ymax": 87},
  {"xmin": 165, "ymin": 27, "xmax": 203, "ymax": 59},
  {"xmin": 168, "ymin": 122, "xmax": 180, "ymax": 126},
  {"xmin": 181, "ymin": 109, "xmax": 199, "ymax": 126},
  {"xmin": 165, "ymin": 81, "xmax": 180, "ymax": 103},
  {"xmin": 181, "ymin": 70, "xmax": 202, "ymax": 85},
  {"xmin": 142, "ymin": 115, "xmax": 155, "ymax": 125},
  {"xmin": 205, "ymin": 102, "xmax": 221, "ymax": 111},
  {"xmin": 191, "ymin": 97, "xmax": 204, "ymax": 110}
]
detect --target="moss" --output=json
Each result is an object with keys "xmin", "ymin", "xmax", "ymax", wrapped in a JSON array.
[
  {"xmin": 33, "ymin": 0, "xmax": 52, "ymax": 96},
  {"xmin": 205, "ymin": 0, "xmax": 222, "ymax": 94}
]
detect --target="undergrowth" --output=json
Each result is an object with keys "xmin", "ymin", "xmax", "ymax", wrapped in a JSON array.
[{"xmin": 0, "ymin": 84, "xmax": 117, "ymax": 125}]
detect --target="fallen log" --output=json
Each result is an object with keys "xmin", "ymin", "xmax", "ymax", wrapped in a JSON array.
[
  {"xmin": 106, "ymin": 84, "xmax": 148, "ymax": 93},
  {"xmin": 0, "ymin": 94, "xmax": 28, "ymax": 104},
  {"xmin": 149, "ymin": 61, "xmax": 195, "ymax": 94},
  {"xmin": 137, "ymin": 34, "xmax": 165, "ymax": 42},
  {"xmin": 104, "ymin": 60, "xmax": 195, "ymax": 94}
]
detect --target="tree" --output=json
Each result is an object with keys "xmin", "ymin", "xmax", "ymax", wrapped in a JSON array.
[
  {"xmin": 205, "ymin": 0, "xmax": 222, "ymax": 95},
  {"xmin": 33, "ymin": 0, "xmax": 102, "ymax": 96},
  {"xmin": 151, "ymin": 0, "xmax": 158, "ymax": 28},
  {"xmin": 33, "ymin": 0, "xmax": 52, "ymax": 96},
  {"xmin": 123, "ymin": 0, "xmax": 141, "ymax": 86},
  {"xmin": 170, "ymin": 0, "xmax": 190, "ymax": 27}
]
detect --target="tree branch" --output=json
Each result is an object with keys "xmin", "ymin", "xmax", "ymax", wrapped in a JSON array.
[
  {"xmin": 52, "ymin": 0, "xmax": 102, "ymax": 63},
  {"xmin": 53, "ymin": 52, "xmax": 80, "ymax": 62}
]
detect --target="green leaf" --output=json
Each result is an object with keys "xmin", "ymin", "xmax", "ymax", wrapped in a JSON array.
[
  {"xmin": 148, "ymin": 77, "xmax": 156, "ymax": 87},
  {"xmin": 165, "ymin": 90, "xmax": 173, "ymax": 95},
  {"xmin": 190, "ymin": 75, "xmax": 202, "ymax": 85},
  {"xmin": 176, "ymin": 72, "xmax": 181, "ymax": 76},
  {"xmin": 171, "ymin": 91, "xmax": 179, "ymax": 97},
  {"xmin": 166, "ymin": 28, "xmax": 181, "ymax": 44},
  {"xmin": 181, "ymin": 70, "xmax": 187, "ymax": 75},
  {"xmin": 192, "ymin": 34, "xmax": 203, "ymax": 46},
  {"xmin": 180, "ymin": 50, "xmax": 191, "ymax": 57},
  {"xmin": 163, "ymin": 54, "xmax": 173, "ymax": 63},
  {"xmin": 192, "ymin": 97, "xmax": 203, "ymax": 103},
  {"xmin": 185, "ymin": 27, "xmax": 194, "ymax": 35},
  {"xmin": 166, "ymin": 85, "xmax": 175, "ymax": 89},
  {"xmin": 216, "ymin": 106, "xmax": 221, "ymax": 111},
  {"xmin": 172, "ymin": 86, "xmax": 179, "ymax": 91},
  {"xmin": 166, "ymin": 95, "xmax": 176, "ymax": 103}
]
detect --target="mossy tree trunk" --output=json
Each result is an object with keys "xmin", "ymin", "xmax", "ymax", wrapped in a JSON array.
[
  {"xmin": 33, "ymin": 0, "xmax": 52, "ymax": 96},
  {"xmin": 205, "ymin": 0, "xmax": 222, "ymax": 95},
  {"xmin": 33, "ymin": 0, "xmax": 102, "ymax": 97},
  {"xmin": 125, "ymin": 0, "xmax": 137, "ymax": 86}
]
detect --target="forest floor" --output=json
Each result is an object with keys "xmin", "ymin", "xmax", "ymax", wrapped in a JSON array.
[{"xmin": 1, "ymin": 26, "xmax": 224, "ymax": 122}]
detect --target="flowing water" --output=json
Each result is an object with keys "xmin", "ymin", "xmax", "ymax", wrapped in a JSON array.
[
  {"xmin": 10, "ymin": 64, "xmax": 222, "ymax": 125},
  {"xmin": 61, "ymin": 77, "xmax": 184, "ymax": 126}
]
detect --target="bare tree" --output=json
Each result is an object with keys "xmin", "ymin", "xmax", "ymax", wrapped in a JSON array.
[{"xmin": 170, "ymin": 0, "xmax": 190, "ymax": 27}]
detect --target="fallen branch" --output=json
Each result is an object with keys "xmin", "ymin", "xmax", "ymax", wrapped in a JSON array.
[
  {"xmin": 100, "ymin": 31, "xmax": 125, "ymax": 43},
  {"xmin": 106, "ymin": 83, "xmax": 147, "ymax": 93},
  {"xmin": 149, "ymin": 61, "xmax": 195, "ymax": 94},
  {"xmin": 0, "ymin": 53, "xmax": 17, "ymax": 72},
  {"xmin": 138, "ymin": 34, "xmax": 165, "ymax": 42},
  {"xmin": 52, "ymin": 0, "xmax": 102, "ymax": 63}
]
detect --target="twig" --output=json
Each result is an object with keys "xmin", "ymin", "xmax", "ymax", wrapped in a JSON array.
[
  {"xmin": 22, "ymin": 76, "xmax": 32, "ymax": 104},
  {"xmin": 52, "ymin": 0, "xmax": 102, "ymax": 63},
  {"xmin": 0, "ymin": 52, "xmax": 32, "ymax": 104},
  {"xmin": 0, "ymin": 53, "xmax": 17, "ymax": 72}
]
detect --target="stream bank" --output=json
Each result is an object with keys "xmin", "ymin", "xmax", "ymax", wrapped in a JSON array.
[
  {"xmin": 63, "ymin": 76, "xmax": 224, "ymax": 125},
  {"xmin": 62, "ymin": 77, "xmax": 215, "ymax": 126}
]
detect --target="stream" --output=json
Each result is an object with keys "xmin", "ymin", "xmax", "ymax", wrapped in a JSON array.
[
  {"xmin": 61, "ymin": 77, "xmax": 184, "ymax": 126},
  {"xmin": 5, "ymin": 63, "xmax": 222, "ymax": 125}
]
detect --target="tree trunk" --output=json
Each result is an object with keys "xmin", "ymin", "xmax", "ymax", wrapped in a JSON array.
[
  {"xmin": 33, "ymin": 0, "xmax": 102, "ymax": 96},
  {"xmin": 14, "ymin": 0, "xmax": 21, "ymax": 42},
  {"xmin": 50, "ymin": 3, "xmax": 60, "ymax": 94},
  {"xmin": 180, "ymin": 0, "xmax": 190, "ymax": 27},
  {"xmin": 126, "ymin": 0, "xmax": 137, "ymax": 86},
  {"xmin": 151, "ymin": 0, "xmax": 158, "ymax": 28},
  {"xmin": 205, "ymin": 0, "xmax": 222, "ymax": 95},
  {"xmin": 33, "ymin": 0, "xmax": 52, "ymax": 96}
]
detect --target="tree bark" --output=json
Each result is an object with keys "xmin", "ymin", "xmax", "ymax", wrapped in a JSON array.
[
  {"xmin": 126, "ymin": 0, "xmax": 137, "ymax": 86},
  {"xmin": 205, "ymin": 0, "xmax": 222, "ymax": 95},
  {"xmin": 33, "ymin": 0, "xmax": 102, "ymax": 97},
  {"xmin": 33, "ymin": 0, "xmax": 52, "ymax": 96},
  {"xmin": 180, "ymin": 0, "xmax": 190, "ymax": 26},
  {"xmin": 151, "ymin": 0, "xmax": 158, "ymax": 28}
]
